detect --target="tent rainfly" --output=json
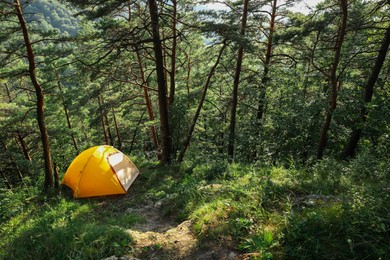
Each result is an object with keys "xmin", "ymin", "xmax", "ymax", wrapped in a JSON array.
[{"xmin": 62, "ymin": 145, "xmax": 140, "ymax": 198}]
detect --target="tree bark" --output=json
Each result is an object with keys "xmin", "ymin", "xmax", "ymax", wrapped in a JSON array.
[
  {"xmin": 53, "ymin": 162, "xmax": 59, "ymax": 189},
  {"xmin": 2, "ymin": 140, "xmax": 24, "ymax": 183},
  {"xmin": 178, "ymin": 41, "xmax": 227, "ymax": 162},
  {"xmin": 148, "ymin": 0, "xmax": 172, "ymax": 164},
  {"xmin": 130, "ymin": 111, "xmax": 146, "ymax": 154},
  {"xmin": 186, "ymin": 49, "xmax": 191, "ymax": 95},
  {"xmin": 104, "ymin": 111, "xmax": 114, "ymax": 146},
  {"xmin": 256, "ymin": 0, "xmax": 277, "ymax": 121},
  {"xmin": 136, "ymin": 50, "xmax": 160, "ymax": 151},
  {"xmin": 317, "ymin": 0, "xmax": 348, "ymax": 159},
  {"xmin": 251, "ymin": 0, "xmax": 277, "ymax": 160},
  {"xmin": 14, "ymin": 0, "xmax": 53, "ymax": 190},
  {"xmin": 99, "ymin": 96, "xmax": 114, "ymax": 146},
  {"xmin": 169, "ymin": 0, "xmax": 177, "ymax": 106},
  {"xmin": 112, "ymin": 107, "xmax": 122, "ymax": 150},
  {"xmin": 16, "ymin": 131, "xmax": 31, "ymax": 161},
  {"xmin": 227, "ymin": 0, "xmax": 250, "ymax": 162},
  {"xmin": 342, "ymin": 23, "xmax": 390, "ymax": 159},
  {"xmin": 98, "ymin": 96, "xmax": 109, "ymax": 145},
  {"xmin": 57, "ymin": 75, "xmax": 79, "ymax": 155},
  {"xmin": 0, "ymin": 170, "xmax": 12, "ymax": 189},
  {"xmin": 5, "ymin": 83, "xmax": 32, "ymax": 161}
]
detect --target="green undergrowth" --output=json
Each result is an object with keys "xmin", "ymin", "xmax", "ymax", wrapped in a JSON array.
[
  {"xmin": 137, "ymin": 155, "xmax": 390, "ymax": 259},
  {"xmin": 0, "ymin": 190, "xmax": 140, "ymax": 259},
  {"xmin": 1, "ymin": 154, "xmax": 389, "ymax": 259}
]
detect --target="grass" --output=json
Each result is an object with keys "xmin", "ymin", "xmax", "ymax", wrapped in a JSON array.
[
  {"xmin": 1, "ymin": 154, "xmax": 389, "ymax": 259},
  {"xmin": 137, "ymin": 156, "xmax": 390, "ymax": 259},
  {"xmin": 0, "ymin": 192, "xmax": 139, "ymax": 259}
]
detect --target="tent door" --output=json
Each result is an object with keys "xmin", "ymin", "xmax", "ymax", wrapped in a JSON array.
[{"xmin": 107, "ymin": 152, "xmax": 139, "ymax": 191}]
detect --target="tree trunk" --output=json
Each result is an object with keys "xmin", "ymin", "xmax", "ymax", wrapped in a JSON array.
[
  {"xmin": 130, "ymin": 111, "xmax": 146, "ymax": 154},
  {"xmin": 317, "ymin": 0, "xmax": 348, "ymax": 159},
  {"xmin": 98, "ymin": 96, "xmax": 109, "ymax": 145},
  {"xmin": 178, "ymin": 41, "xmax": 227, "ymax": 162},
  {"xmin": 16, "ymin": 131, "xmax": 31, "ymax": 161},
  {"xmin": 169, "ymin": 0, "xmax": 177, "ymax": 106},
  {"xmin": 5, "ymin": 83, "xmax": 32, "ymax": 161},
  {"xmin": 148, "ymin": 0, "xmax": 172, "ymax": 164},
  {"xmin": 14, "ymin": 0, "xmax": 53, "ymax": 190},
  {"xmin": 2, "ymin": 140, "xmax": 24, "ymax": 183},
  {"xmin": 256, "ymin": 0, "xmax": 277, "ymax": 121},
  {"xmin": 104, "ymin": 112, "xmax": 114, "ymax": 146},
  {"xmin": 98, "ymin": 96, "xmax": 113, "ymax": 146},
  {"xmin": 251, "ymin": 0, "xmax": 277, "ymax": 160},
  {"xmin": 53, "ymin": 162, "xmax": 59, "ymax": 189},
  {"xmin": 1, "ymin": 170, "xmax": 12, "ymax": 189},
  {"xmin": 227, "ymin": 0, "xmax": 250, "ymax": 162},
  {"xmin": 112, "ymin": 107, "xmax": 122, "ymax": 150},
  {"xmin": 342, "ymin": 23, "xmax": 390, "ymax": 159},
  {"xmin": 136, "ymin": 50, "xmax": 159, "ymax": 152},
  {"xmin": 186, "ymin": 49, "xmax": 191, "ymax": 96},
  {"xmin": 57, "ymin": 75, "xmax": 79, "ymax": 155}
]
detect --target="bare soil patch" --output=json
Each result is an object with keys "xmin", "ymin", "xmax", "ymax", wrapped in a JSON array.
[
  {"xmin": 118, "ymin": 199, "xmax": 242, "ymax": 259},
  {"xmin": 126, "ymin": 200, "xmax": 198, "ymax": 259}
]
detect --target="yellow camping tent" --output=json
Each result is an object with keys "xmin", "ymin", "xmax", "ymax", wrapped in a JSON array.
[{"xmin": 62, "ymin": 145, "xmax": 139, "ymax": 198}]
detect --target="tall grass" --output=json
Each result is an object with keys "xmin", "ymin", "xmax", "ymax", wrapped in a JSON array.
[
  {"xmin": 139, "ymin": 156, "xmax": 390, "ymax": 259},
  {"xmin": 0, "ymin": 192, "xmax": 138, "ymax": 259}
]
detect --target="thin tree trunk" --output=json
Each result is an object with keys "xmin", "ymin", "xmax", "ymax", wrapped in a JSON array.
[
  {"xmin": 104, "ymin": 112, "xmax": 114, "ymax": 146},
  {"xmin": 302, "ymin": 60, "xmax": 311, "ymax": 100},
  {"xmin": 148, "ymin": 0, "xmax": 172, "ymax": 164},
  {"xmin": 130, "ymin": 111, "xmax": 146, "ymax": 154},
  {"xmin": 163, "ymin": 31, "xmax": 169, "ymax": 103},
  {"xmin": 130, "ymin": 0, "xmax": 158, "ymax": 154},
  {"xmin": 256, "ymin": 0, "xmax": 277, "ymax": 121},
  {"xmin": 98, "ymin": 96, "xmax": 109, "ymax": 145},
  {"xmin": 252, "ymin": 0, "xmax": 277, "ymax": 160},
  {"xmin": 136, "ymin": 50, "xmax": 160, "ymax": 151},
  {"xmin": 0, "ymin": 170, "xmax": 12, "ymax": 189},
  {"xmin": 112, "ymin": 108, "xmax": 122, "ymax": 150},
  {"xmin": 342, "ymin": 23, "xmax": 390, "ymax": 159},
  {"xmin": 317, "ymin": 0, "xmax": 348, "ymax": 159},
  {"xmin": 2, "ymin": 140, "xmax": 24, "ymax": 182},
  {"xmin": 227, "ymin": 0, "xmax": 250, "ymax": 162},
  {"xmin": 5, "ymin": 83, "xmax": 32, "ymax": 161},
  {"xmin": 14, "ymin": 0, "xmax": 53, "ymax": 190},
  {"xmin": 53, "ymin": 162, "xmax": 59, "ymax": 189},
  {"xmin": 16, "ymin": 131, "xmax": 31, "ymax": 161},
  {"xmin": 168, "ymin": 0, "xmax": 178, "ymax": 159},
  {"xmin": 169, "ymin": 0, "xmax": 177, "ymax": 106},
  {"xmin": 100, "ymin": 96, "xmax": 114, "ymax": 146},
  {"xmin": 186, "ymin": 49, "xmax": 191, "ymax": 95},
  {"xmin": 127, "ymin": 0, "xmax": 132, "ymax": 22},
  {"xmin": 178, "ymin": 41, "xmax": 227, "ymax": 162},
  {"xmin": 57, "ymin": 75, "xmax": 79, "ymax": 154}
]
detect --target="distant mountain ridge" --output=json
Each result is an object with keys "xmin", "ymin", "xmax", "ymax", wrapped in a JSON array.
[{"xmin": 24, "ymin": 0, "xmax": 80, "ymax": 36}]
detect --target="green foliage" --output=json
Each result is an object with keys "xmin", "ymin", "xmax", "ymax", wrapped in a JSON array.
[
  {"xmin": 239, "ymin": 231, "xmax": 276, "ymax": 260},
  {"xmin": 0, "ymin": 191, "xmax": 137, "ymax": 259},
  {"xmin": 284, "ymin": 196, "xmax": 390, "ymax": 259},
  {"xmin": 138, "ymin": 156, "xmax": 389, "ymax": 259},
  {"xmin": 25, "ymin": 0, "xmax": 80, "ymax": 36},
  {"xmin": 0, "ymin": 187, "xmax": 38, "ymax": 223}
]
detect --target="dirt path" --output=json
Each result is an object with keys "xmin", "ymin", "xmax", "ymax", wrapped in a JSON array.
[
  {"xmin": 126, "ymin": 201, "xmax": 199, "ymax": 259},
  {"xmin": 103, "ymin": 198, "xmax": 243, "ymax": 260}
]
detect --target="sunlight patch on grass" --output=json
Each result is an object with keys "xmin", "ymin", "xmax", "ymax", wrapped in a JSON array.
[{"xmin": 191, "ymin": 199, "xmax": 231, "ymax": 239}]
